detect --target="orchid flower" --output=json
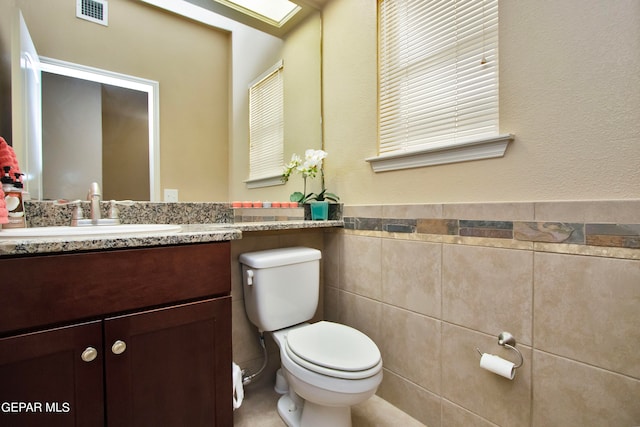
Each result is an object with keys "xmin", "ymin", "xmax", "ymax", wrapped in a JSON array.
[{"xmin": 282, "ymin": 149, "xmax": 338, "ymax": 204}]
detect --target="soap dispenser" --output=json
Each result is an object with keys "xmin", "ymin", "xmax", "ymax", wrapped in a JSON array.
[{"xmin": 1, "ymin": 167, "xmax": 26, "ymax": 228}]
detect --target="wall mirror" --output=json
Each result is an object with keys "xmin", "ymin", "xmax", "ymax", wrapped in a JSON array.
[
  {"xmin": 39, "ymin": 57, "xmax": 159, "ymax": 201},
  {"xmin": 2, "ymin": 0, "xmax": 322, "ymax": 202}
]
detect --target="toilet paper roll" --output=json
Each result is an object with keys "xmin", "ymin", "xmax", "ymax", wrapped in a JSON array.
[
  {"xmin": 232, "ymin": 362, "xmax": 244, "ymax": 410},
  {"xmin": 480, "ymin": 353, "xmax": 515, "ymax": 380}
]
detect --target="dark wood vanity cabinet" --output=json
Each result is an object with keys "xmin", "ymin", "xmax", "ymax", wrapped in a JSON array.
[
  {"xmin": 0, "ymin": 242, "xmax": 233, "ymax": 427},
  {"xmin": 0, "ymin": 320, "xmax": 105, "ymax": 426}
]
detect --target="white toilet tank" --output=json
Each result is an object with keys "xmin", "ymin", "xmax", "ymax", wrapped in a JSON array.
[{"xmin": 239, "ymin": 247, "xmax": 322, "ymax": 332}]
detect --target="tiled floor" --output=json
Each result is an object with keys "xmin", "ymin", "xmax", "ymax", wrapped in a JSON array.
[{"xmin": 233, "ymin": 382, "xmax": 426, "ymax": 427}]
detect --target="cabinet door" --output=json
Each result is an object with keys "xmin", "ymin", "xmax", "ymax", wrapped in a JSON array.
[
  {"xmin": 104, "ymin": 297, "xmax": 232, "ymax": 427},
  {"xmin": 0, "ymin": 321, "xmax": 104, "ymax": 427}
]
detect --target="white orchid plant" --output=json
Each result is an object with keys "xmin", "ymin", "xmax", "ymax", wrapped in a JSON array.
[{"xmin": 282, "ymin": 149, "xmax": 340, "ymax": 204}]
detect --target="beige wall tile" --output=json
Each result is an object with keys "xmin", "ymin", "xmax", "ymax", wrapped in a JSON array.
[
  {"xmin": 323, "ymin": 284, "xmax": 339, "ymax": 322},
  {"xmin": 534, "ymin": 252, "xmax": 640, "ymax": 378},
  {"xmin": 353, "ymin": 395, "xmax": 427, "ymax": 427},
  {"xmin": 441, "ymin": 400, "xmax": 499, "ymax": 427},
  {"xmin": 534, "ymin": 200, "xmax": 640, "ymax": 223},
  {"xmin": 323, "ymin": 232, "xmax": 342, "ymax": 288},
  {"xmin": 230, "ymin": 262, "xmax": 244, "ymax": 303},
  {"xmin": 532, "ymin": 351, "xmax": 640, "ymax": 426},
  {"xmin": 441, "ymin": 324, "xmax": 532, "ymax": 427},
  {"xmin": 382, "ymin": 239, "xmax": 442, "ymax": 317},
  {"xmin": 231, "ymin": 233, "xmax": 282, "ymax": 255},
  {"xmin": 277, "ymin": 229, "xmax": 324, "ymax": 249},
  {"xmin": 442, "ymin": 244, "xmax": 533, "ymax": 344},
  {"xmin": 337, "ymin": 290, "xmax": 382, "ymax": 346},
  {"xmin": 226, "ymin": 201, "xmax": 638, "ymax": 426},
  {"xmin": 443, "ymin": 203, "xmax": 535, "ymax": 221},
  {"xmin": 377, "ymin": 369, "xmax": 442, "ymax": 427},
  {"xmin": 239, "ymin": 343, "xmax": 282, "ymax": 390},
  {"xmin": 380, "ymin": 305, "xmax": 441, "ymax": 394},
  {"xmin": 382, "ymin": 204, "xmax": 443, "ymax": 219},
  {"xmin": 340, "ymin": 234, "xmax": 382, "ymax": 299},
  {"xmin": 232, "ymin": 299, "xmax": 264, "ymax": 364},
  {"xmin": 344, "ymin": 205, "xmax": 383, "ymax": 218}
]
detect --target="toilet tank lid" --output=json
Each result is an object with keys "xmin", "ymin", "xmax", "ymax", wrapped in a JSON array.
[{"xmin": 239, "ymin": 247, "xmax": 321, "ymax": 268}]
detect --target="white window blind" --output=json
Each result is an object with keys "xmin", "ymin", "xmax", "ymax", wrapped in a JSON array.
[
  {"xmin": 248, "ymin": 61, "xmax": 284, "ymax": 185},
  {"xmin": 377, "ymin": 0, "xmax": 501, "ymax": 161}
]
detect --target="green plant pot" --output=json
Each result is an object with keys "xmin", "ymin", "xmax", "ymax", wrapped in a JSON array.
[{"xmin": 309, "ymin": 201, "xmax": 329, "ymax": 220}]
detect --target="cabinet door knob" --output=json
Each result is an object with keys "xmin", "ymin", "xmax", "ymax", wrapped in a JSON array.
[
  {"xmin": 111, "ymin": 340, "xmax": 127, "ymax": 355},
  {"xmin": 81, "ymin": 346, "xmax": 98, "ymax": 362}
]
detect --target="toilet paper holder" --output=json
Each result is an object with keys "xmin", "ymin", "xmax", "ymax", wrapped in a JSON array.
[{"xmin": 476, "ymin": 332, "xmax": 524, "ymax": 369}]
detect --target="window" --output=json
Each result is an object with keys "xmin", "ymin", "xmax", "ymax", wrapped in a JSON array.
[
  {"xmin": 246, "ymin": 61, "xmax": 284, "ymax": 188},
  {"xmin": 369, "ymin": 0, "xmax": 513, "ymax": 172}
]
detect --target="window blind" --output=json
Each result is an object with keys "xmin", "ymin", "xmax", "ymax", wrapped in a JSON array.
[
  {"xmin": 249, "ymin": 62, "xmax": 284, "ymax": 181},
  {"xmin": 378, "ymin": 0, "xmax": 499, "ymax": 155}
]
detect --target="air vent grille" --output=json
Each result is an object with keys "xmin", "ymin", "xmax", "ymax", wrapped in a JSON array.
[{"xmin": 76, "ymin": 0, "xmax": 108, "ymax": 26}]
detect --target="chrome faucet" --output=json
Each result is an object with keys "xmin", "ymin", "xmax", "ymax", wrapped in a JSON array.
[
  {"xmin": 64, "ymin": 183, "xmax": 121, "ymax": 226},
  {"xmin": 88, "ymin": 182, "xmax": 102, "ymax": 223}
]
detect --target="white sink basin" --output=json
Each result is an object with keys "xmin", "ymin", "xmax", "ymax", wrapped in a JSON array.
[{"xmin": 0, "ymin": 224, "xmax": 182, "ymax": 239}]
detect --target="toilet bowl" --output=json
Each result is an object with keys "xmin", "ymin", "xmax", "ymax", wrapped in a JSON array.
[
  {"xmin": 239, "ymin": 247, "xmax": 383, "ymax": 427},
  {"xmin": 272, "ymin": 322, "xmax": 383, "ymax": 427}
]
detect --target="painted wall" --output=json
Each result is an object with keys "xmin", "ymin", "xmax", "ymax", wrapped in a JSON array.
[{"xmin": 322, "ymin": 0, "xmax": 640, "ymax": 204}]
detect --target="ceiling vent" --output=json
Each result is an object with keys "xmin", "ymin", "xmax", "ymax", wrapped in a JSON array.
[{"xmin": 77, "ymin": 0, "xmax": 108, "ymax": 26}]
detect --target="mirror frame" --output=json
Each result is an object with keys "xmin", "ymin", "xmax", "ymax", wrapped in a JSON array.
[{"xmin": 38, "ymin": 57, "xmax": 161, "ymax": 201}]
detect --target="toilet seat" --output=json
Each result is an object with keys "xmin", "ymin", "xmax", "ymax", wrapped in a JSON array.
[{"xmin": 284, "ymin": 321, "xmax": 382, "ymax": 380}]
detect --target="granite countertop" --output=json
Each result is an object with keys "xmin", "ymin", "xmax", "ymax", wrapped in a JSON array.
[{"xmin": 0, "ymin": 220, "xmax": 343, "ymax": 257}]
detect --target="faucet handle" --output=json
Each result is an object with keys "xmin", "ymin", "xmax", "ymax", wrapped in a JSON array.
[
  {"xmin": 108, "ymin": 200, "xmax": 118, "ymax": 220},
  {"xmin": 108, "ymin": 200, "xmax": 124, "ymax": 220},
  {"xmin": 53, "ymin": 200, "xmax": 85, "ymax": 224},
  {"xmin": 73, "ymin": 205, "xmax": 85, "ymax": 221},
  {"xmin": 107, "ymin": 200, "xmax": 133, "ymax": 221}
]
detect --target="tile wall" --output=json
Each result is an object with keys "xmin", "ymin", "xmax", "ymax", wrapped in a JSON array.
[
  {"xmin": 28, "ymin": 198, "xmax": 639, "ymax": 425},
  {"xmin": 322, "ymin": 201, "xmax": 640, "ymax": 427}
]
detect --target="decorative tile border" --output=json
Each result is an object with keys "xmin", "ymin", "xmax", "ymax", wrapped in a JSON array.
[
  {"xmin": 515, "ymin": 222, "xmax": 585, "ymax": 244},
  {"xmin": 345, "ymin": 216, "xmax": 639, "ymax": 250},
  {"xmin": 585, "ymin": 224, "xmax": 640, "ymax": 248}
]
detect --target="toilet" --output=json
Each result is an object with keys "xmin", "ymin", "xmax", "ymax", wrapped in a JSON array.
[{"xmin": 239, "ymin": 247, "xmax": 383, "ymax": 427}]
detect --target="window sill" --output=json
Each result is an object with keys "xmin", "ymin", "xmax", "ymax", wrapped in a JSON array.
[
  {"xmin": 366, "ymin": 134, "xmax": 515, "ymax": 172},
  {"xmin": 244, "ymin": 174, "xmax": 284, "ymax": 189}
]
